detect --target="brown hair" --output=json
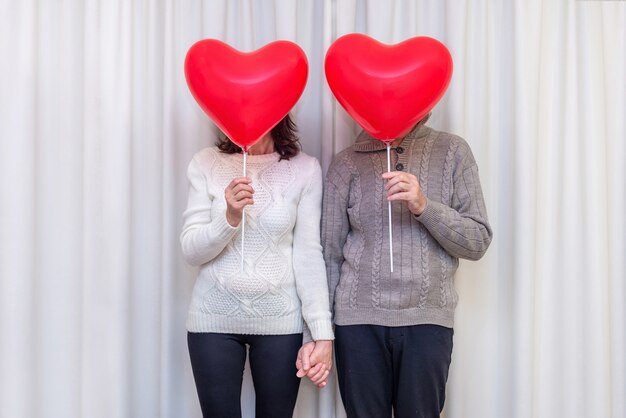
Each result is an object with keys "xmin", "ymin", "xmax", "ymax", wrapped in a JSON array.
[{"xmin": 216, "ymin": 114, "xmax": 301, "ymax": 161}]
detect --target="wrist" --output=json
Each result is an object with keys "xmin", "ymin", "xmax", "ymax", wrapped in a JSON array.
[
  {"xmin": 411, "ymin": 196, "xmax": 428, "ymax": 216},
  {"xmin": 226, "ymin": 209, "xmax": 242, "ymax": 227}
]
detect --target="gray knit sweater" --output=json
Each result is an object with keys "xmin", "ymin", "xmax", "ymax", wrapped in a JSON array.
[{"xmin": 322, "ymin": 120, "xmax": 492, "ymax": 328}]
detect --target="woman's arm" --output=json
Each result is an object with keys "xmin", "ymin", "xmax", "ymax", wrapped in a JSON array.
[
  {"xmin": 292, "ymin": 159, "xmax": 334, "ymax": 343},
  {"xmin": 180, "ymin": 157, "xmax": 240, "ymax": 266}
]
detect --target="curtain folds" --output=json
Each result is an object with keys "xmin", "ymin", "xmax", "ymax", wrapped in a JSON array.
[{"xmin": 0, "ymin": 1, "xmax": 624, "ymax": 417}]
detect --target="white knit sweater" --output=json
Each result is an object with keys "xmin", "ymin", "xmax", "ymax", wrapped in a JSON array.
[{"xmin": 181, "ymin": 147, "xmax": 334, "ymax": 342}]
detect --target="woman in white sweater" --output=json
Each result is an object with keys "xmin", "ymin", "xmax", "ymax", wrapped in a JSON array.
[{"xmin": 180, "ymin": 115, "xmax": 334, "ymax": 418}]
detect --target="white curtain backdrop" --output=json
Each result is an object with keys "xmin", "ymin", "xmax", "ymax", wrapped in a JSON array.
[{"xmin": 1, "ymin": 1, "xmax": 624, "ymax": 417}]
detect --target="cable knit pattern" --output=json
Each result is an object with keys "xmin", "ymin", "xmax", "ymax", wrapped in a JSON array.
[
  {"xmin": 368, "ymin": 153, "xmax": 384, "ymax": 308},
  {"xmin": 441, "ymin": 139, "xmax": 459, "ymax": 206},
  {"xmin": 323, "ymin": 122, "xmax": 493, "ymax": 329},
  {"xmin": 417, "ymin": 134, "xmax": 436, "ymax": 309},
  {"xmin": 181, "ymin": 147, "xmax": 334, "ymax": 343},
  {"xmin": 342, "ymin": 154, "xmax": 363, "ymax": 309}
]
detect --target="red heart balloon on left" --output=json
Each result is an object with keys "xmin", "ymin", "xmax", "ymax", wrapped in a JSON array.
[{"xmin": 185, "ymin": 40, "xmax": 308, "ymax": 151}]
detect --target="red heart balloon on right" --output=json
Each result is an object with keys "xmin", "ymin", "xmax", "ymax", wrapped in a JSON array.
[{"xmin": 325, "ymin": 34, "xmax": 453, "ymax": 141}]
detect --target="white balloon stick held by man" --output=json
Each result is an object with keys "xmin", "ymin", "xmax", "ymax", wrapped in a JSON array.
[{"xmin": 386, "ymin": 142, "xmax": 394, "ymax": 273}]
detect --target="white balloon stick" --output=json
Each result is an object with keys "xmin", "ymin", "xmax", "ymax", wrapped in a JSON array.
[
  {"xmin": 241, "ymin": 150, "xmax": 247, "ymax": 271},
  {"xmin": 386, "ymin": 143, "xmax": 394, "ymax": 273}
]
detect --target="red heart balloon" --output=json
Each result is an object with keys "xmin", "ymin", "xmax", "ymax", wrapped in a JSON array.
[
  {"xmin": 185, "ymin": 40, "xmax": 308, "ymax": 150},
  {"xmin": 325, "ymin": 34, "xmax": 453, "ymax": 141}
]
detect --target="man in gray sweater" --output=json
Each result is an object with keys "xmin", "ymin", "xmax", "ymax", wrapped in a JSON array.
[{"xmin": 322, "ymin": 114, "xmax": 492, "ymax": 417}]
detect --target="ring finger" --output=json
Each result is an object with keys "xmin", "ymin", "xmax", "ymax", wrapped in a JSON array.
[
  {"xmin": 312, "ymin": 369, "xmax": 330, "ymax": 385},
  {"xmin": 233, "ymin": 184, "xmax": 253, "ymax": 195},
  {"xmin": 234, "ymin": 190, "xmax": 252, "ymax": 201},
  {"xmin": 387, "ymin": 182, "xmax": 408, "ymax": 195}
]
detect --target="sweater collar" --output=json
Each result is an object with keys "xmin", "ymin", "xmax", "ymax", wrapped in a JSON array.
[{"xmin": 353, "ymin": 113, "xmax": 431, "ymax": 153}]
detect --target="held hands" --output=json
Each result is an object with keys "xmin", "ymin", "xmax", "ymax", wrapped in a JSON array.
[
  {"xmin": 295, "ymin": 340, "xmax": 333, "ymax": 388},
  {"xmin": 224, "ymin": 177, "xmax": 254, "ymax": 227},
  {"xmin": 383, "ymin": 171, "xmax": 427, "ymax": 215}
]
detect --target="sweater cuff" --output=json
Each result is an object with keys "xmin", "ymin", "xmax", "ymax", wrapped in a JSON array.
[
  {"xmin": 414, "ymin": 198, "xmax": 442, "ymax": 229},
  {"xmin": 302, "ymin": 323, "xmax": 313, "ymax": 344},
  {"xmin": 306, "ymin": 318, "xmax": 335, "ymax": 341},
  {"xmin": 211, "ymin": 211, "xmax": 241, "ymax": 241}
]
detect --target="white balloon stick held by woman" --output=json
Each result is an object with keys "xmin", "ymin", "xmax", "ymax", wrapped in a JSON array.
[
  {"xmin": 241, "ymin": 149, "xmax": 247, "ymax": 271},
  {"xmin": 386, "ymin": 142, "xmax": 394, "ymax": 273}
]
